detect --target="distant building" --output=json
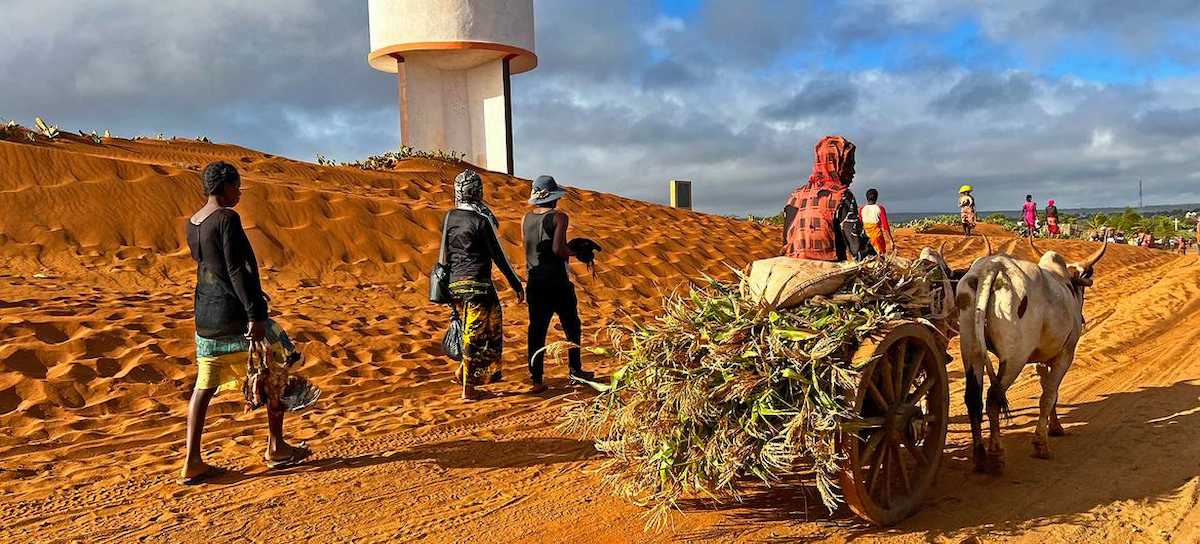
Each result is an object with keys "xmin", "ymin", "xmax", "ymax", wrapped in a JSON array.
[{"xmin": 670, "ymin": 180, "xmax": 693, "ymax": 210}]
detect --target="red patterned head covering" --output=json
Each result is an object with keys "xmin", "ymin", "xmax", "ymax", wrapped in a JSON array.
[
  {"xmin": 782, "ymin": 135, "xmax": 858, "ymax": 261},
  {"xmin": 808, "ymin": 135, "xmax": 856, "ymax": 189}
]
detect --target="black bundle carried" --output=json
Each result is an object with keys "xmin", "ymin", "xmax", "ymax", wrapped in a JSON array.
[
  {"xmin": 441, "ymin": 306, "xmax": 464, "ymax": 361},
  {"xmin": 568, "ymin": 237, "xmax": 602, "ymax": 277}
]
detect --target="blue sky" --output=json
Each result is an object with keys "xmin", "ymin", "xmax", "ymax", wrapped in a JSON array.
[{"xmin": 1, "ymin": 0, "xmax": 1198, "ymax": 214}]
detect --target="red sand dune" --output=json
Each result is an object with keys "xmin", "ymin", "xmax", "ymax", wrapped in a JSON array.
[{"xmin": 1, "ymin": 133, "xmax": 1199, "ymax": 543}]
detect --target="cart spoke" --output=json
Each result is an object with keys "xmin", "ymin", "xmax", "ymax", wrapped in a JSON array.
[
  {"xmin": 893, "ymin": 443, "xmax": 912, "ymax": 494},
  {"xmin": 882, "ymin": 445, "xmax": 894, "ymax": 506},
  {"xmin": 902, "ymin": 349, "xmax": 927, "ymax": 398},
  {"xmin": 877, "ymin": 355, "xmax": 896, "ymax": 403},
  {"xmin": 893, "ymin": 340, "xmax": 908, "ymax": 402},
  {"xmin": 866, "ymin": 377, "xmax": 890, "ymax": 409},
  {"xmin": 903, "ymin": 433, "xmax": 929, "ymax": 467},
  {"xmin": 856, "ymin": 416, "xmax": 887, "ymax": 429},
  {"xmin": 861, "ymin": 428, "xmax": 886, "ymax": 468},
  {"xmin": 907, "ymin": 373, "xmax": 937, "ymax": 405},
  {"xmin": 867, "ymin": 438, "xmax": 886, "ymax": 496}
]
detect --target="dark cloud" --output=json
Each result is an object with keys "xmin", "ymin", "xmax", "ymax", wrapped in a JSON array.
[
  {"xmin": 929, "ymin": 72, "xmax": 1036, "ymax": 115},
  {"xmin": 2, "ymin": 0, "xmax": 1199, "ymax": 216},
  {"xmin": 1022, "ymin": 1, "xmax": 1200, "ymax": 55},
  {"xmin": 760, "ymin": 79, "xmax": 859, "ymax": 120},
  {"xmin": 0, "ymin": 0, "xmax": 394, "ymax": 162},
  {"xmin": 691, "ymin": 0, "xmax": 812, "ymax": 64},
  {"xmin": 527, "ymin": 1, "xmax": 655, "ymax": 83},
  {"xmin": 1135, "ymin": 108, "xmax": 1200, "ymax": 139},
  {"xmin": 641, "ymin": 59, "xmax": 700, "ymax": 90}
]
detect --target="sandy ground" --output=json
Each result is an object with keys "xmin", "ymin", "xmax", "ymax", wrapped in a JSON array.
[{"xmin": 1, "ymin": 134, "xmax": 1198, "ymax": 543}]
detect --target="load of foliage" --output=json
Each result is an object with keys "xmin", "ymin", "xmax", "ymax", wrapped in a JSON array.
[
  {"xmin": 898, "ymin": 215, "xmax": 950, "ymax": 233},
  {"xmin": 339, "ymin": 146, "xmax": 467, "ymax": 171},
  {"xmin": 563, "ymin": 257, "xmax": 945, "ymax": 525}
]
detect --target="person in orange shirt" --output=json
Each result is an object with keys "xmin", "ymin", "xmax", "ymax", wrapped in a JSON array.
[{"xmin": 859, "ymin": 188, "xmax": 894, "ymax": 255}]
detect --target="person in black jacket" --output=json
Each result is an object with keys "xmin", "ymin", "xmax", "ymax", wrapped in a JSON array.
[
  {"xmin": 444, "ymin": 170, "xmax": 525, "ymax": 400},
  {"xmin": 181, "ymin": 162, "xmax": 307, "ymax": 484}
]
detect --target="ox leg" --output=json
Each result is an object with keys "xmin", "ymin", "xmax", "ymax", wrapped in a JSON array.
[
  {"xmin": 1033, "ymin": 356, "xmax": 1071, "ymax": 459},
  {"xmin": 964, "ymin": 364, "xmax": 987, "ymax": 472},
  {"xmin": 1049, "ymin": 407, "xmax": 1066, "ymax": 437},
  {"xmin": 1037, "ymin": 364, "xmax": 1067, "ymax": 437},
  {"xmin": 984, "ymin": 386, "xmax": 1005, "ymax": 473},
  {"xmin": 983, "ymin": 360, "xmax": 1020, "ymax": 474}
]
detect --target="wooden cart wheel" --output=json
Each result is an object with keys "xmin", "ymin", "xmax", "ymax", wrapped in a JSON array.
[{"xmin": 839, "ymin": 322, "xmax": 950, "ymax": 526}]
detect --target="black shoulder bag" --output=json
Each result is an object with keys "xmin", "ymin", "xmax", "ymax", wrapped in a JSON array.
[{"xmin": 429, "ymin": 212, "xmax": 453, "ymax": 304}]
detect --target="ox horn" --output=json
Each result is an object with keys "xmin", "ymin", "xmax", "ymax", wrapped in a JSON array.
[
  {"xmin": 1028, "ymin": 236, "xmax": 1045, "ymax": 256},
  {"xmin": 1079, "ymin": 241, "xmax": 1108, "ymax": 270},
  {"xmin": 981, "ymin": 235, "xmax": 994, "ymax": 256},
  {"xmin": 937, "ymin": 240, "xmax": 947, "ymax": 256}
]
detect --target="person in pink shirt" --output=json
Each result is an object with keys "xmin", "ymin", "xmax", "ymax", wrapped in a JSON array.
[{"xmin": 1022, "ymin": 195, "xmax": 1038, "ymax": 237}]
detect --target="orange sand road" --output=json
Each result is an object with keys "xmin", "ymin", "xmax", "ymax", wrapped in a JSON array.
[{"xmin": 1, "ymin": 133, "xmax": 1198, "ymax": 543}]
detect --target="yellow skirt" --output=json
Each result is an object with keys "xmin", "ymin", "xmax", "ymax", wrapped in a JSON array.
[{"xmin": 195, "ymin": 352, "xmax": 247, "ymax": 393}]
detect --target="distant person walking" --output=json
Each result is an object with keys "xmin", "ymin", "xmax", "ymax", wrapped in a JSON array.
[
  {"xmin": 1022, "ymin": 195, "xmax": 1038, "ymax": 237},
  {"xmin": 859, "ymin": 188, "xmax": 894, "ymax": 255},
  {"xmin": 1195, "ymin": 219, "xmax": 1200, "ymax": 255},
  {"xmin": 783, "ymin": 135, "xmax": 868, "ymax": 262},
  {"xmin": 443, "ymin": 170, "xmax": 524, "ymax": 400},
  {"xmin": 523, "ymin": 175, "xmax": 595, "ymax": 390},
  {"xmin": 1139, "ymin": 230, "xmax": 1154, "ymax": 249},
  {"xmin": 182, "ymin": 161, "xmax": 309, "ymax": 484},
  {"xmin": 1045, "ymin": 199, "xmax": 1060, "ymax": 237},
  {"xmin": 958, "ymin": 185, "xmax": 977, "ymax": 236}
]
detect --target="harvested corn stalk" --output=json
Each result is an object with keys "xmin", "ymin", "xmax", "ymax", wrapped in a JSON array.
[{"xmin": 562, "ymin": 257, "xmax": 945, "ymax": 526}]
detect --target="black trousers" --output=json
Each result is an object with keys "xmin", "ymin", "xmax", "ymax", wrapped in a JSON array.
[{"xmin": 527, "ymin": 280, "xmax": 582, "ymax": 382}]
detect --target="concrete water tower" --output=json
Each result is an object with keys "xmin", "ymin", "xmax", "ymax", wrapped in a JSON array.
[{"xmin": 368, "ymin": 0, "xmax": 537, "ymax": 175}]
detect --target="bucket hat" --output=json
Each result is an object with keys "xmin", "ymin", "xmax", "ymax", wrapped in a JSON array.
[{"xmin": 529, "ymin": 175, "xmax": 567, "ymax": 206}]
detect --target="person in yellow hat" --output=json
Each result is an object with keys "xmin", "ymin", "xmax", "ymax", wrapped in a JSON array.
[{"xmin": 958, "ymin": 185, "xmax": 977, "ymax": 236}]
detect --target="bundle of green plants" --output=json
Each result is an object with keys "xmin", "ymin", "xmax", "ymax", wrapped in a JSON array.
[
  {"xmin": 342, "ymin": 146, "xmax": 467, "ymax": 171},
  {"xmin": 745, "ymin": 213, "xmax": 785, "ymax": 226},
  {"xmin": 563, "ymin": 258, "xmax": 942, "ymax": 526},
  {"xmin": 899, "ymin": 214, "xmax": 958, "ymax": 232}
]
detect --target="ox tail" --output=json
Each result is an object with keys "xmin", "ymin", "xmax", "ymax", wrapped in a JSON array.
[{"xmin": 973, "ymin": 265, "xmax": 1013, "ymax": 420}]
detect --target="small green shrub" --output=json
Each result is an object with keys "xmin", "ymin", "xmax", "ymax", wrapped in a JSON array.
[{"xmin": 341, "ymin": 146, "xmax": 467, "ymax": 171}]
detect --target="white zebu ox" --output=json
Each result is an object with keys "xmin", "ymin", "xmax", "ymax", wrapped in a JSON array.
[{"xmin": 954, "ymin": 239, "xmax": 1107, "ymax": 472}]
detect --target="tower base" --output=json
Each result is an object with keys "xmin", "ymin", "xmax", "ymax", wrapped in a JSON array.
[{"xmin": 396, "ymin": 55, "xmax": 514, "ymax": 174}]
